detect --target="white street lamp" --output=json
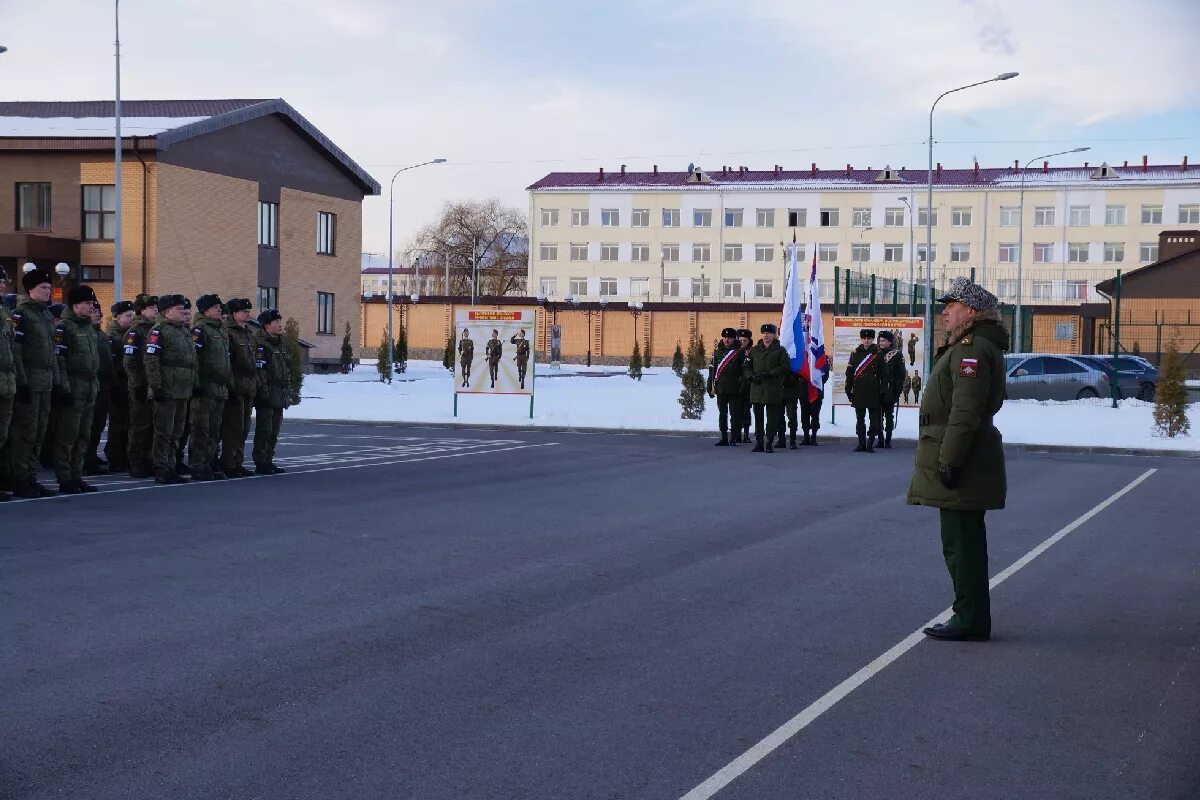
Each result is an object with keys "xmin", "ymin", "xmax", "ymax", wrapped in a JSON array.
[
  {"xmin": 387, "ymin": 158, "xmax": 446, "ymax": 374},
  {"xmin": 114, "ymin": 0, "xmax": 124, "ymax": 302},
  {"xmin": 899, "ymin": 196, "xmax": 915, "ymax": 289}
]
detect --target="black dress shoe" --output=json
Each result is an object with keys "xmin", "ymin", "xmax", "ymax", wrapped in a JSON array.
[
  {"xmin": 77, "ymin": 480, "xmax": 99, "ymax": 493},
  {"xmin": 155, "ymin": 472, "xmax": 186, "ymax": 485},
  {"xmin": 35, "ymin": 483, "xmax": 58, "ymax": 498},
  {"xmin": 269, "ymin": 464, "xmax": 286, "ymax": 474},
  {"xmin": 923, "ymin": 624, "xmax": 989, "ymax": 642},
  {"xmin": 59, "ymin": 481, "xmax": 85, "ymax": 495},
  {"xmin": 83, "ymin": 463, "xmax": 110, "ymax": 476}
]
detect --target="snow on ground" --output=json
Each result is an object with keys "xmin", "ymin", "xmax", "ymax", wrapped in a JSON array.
[{"xmin": 292, "ymin": 360, "xmax": 1199, "ymax": 452}]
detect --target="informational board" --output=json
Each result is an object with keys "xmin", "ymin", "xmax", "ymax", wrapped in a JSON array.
[
  {"xmin": 831, "ymin": 316, "xmax": 925, "ymax": 408},
  {"xmin": 453, "ymin": 309, "xmax": 536, "ymax": 397}
]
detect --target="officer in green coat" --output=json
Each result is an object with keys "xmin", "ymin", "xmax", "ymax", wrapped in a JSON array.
[
  {"xmin": 908, "ymin": 277, "xmax": 1007, "ymax": 642},
  {"xmin": 876, "ymin": 330, "xmax": 908, "ymax": 449},
  {"xmin": 845, "ymin": 328, "xmax": 882, "ymax": 453},
  {"xmin": 144, "ymin": 294, "xmax": 198, "ymax": 484},
  {"xmin": 253, "ymin": 309, "xmax": 292, "ymax": 475},
  {"xmin": 221, "ymin": 298, "xmax": 257, "ymax": 477},
  {"xmin": 736, "ymin": 328, "xmax": 753, "ymax": 443},
  {"xmin": 103, "ymin": 300, "xmax": 135, "ymax": 471},
  {"xmin": 189, "ymin": 294, "xmax": 233, "ymax": 480},
  {"xmin": 0, "ymin": 268, "xmax": 26, "ymax": 501},
  {"xmin": 744, "ymin": 323, "xmax": 788, "ymax": 453},
  {"xmin": 7, "ymin": 270, "xmax": 64, "ymax": 498},
  {"xmin": 707, "ymin": 327, "xmax": 743, "ymax": 447},
  {"xmin": 52, "ymin": 286, "xmax": 102, "ymax": 493},
  {"xmin": 85, "ymin": 301, "xmax": 113, "ymax": 475},
  {"xmin": 123, "ymin": 294, "xmax": 159, "ymax": 478}
]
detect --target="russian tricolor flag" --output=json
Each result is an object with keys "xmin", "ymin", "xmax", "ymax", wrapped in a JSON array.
[{"xmin": 780, "ymin": 244, "xmax": 828, "ymax": 403}]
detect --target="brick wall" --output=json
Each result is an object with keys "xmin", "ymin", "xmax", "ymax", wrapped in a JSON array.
[
  {"xmin": 0, "ymin": 153, "xmax": 81, "ymax": 238},
  {"xmin": 79, "ymin": 157, "xmax": 158, "ymax": 310}
]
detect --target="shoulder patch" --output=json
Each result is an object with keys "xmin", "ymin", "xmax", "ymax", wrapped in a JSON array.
[
  {"xmin": 255, "ymin": 345, "xmax": 267, "ymax": 369},
  {"xmin": 53, "ymin": 324, "xmax": 67, "ymax": 355},
  {"xmin": 145, "ymin": 327, "xmax": 161, "ymax": 355},
  {"xmin": 191, "ymin": 326, "xmax": 203, "ymax": 348},
  {"xmin": 959, "ymin": 357, "xmax": 979, "ymax": 378},
  {"xmin": 11, "ymin": 311, "xmax": 24, "ymax": 341}
]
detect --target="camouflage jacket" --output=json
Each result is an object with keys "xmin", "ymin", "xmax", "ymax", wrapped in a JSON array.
[
  {"xmin": 144, "ymin": 318, "xmax": 198, "ymax": 400},
  {"xmin": 0, "ymin": 305, "xmax": 26, "ymax": 397},
  {"xmin": 510, "ymin": 336, "xmax": 531, "ymax": 364},
  {"xmin": 105, "ymin": 319, "xmax": 131, "ymax": 392},
  {"xmin": 254, "ymin": 331, "xmax": 292, "ymax": 409},
  {"xmin": 191, "ymin": 315, "xmax": 233, "ymax": 399},
  {"xmin": 223, "ymin": 318, "xmax": 258, "ymax": 397},
  {"xmin": 122, "ymin": 314, "xmax": 157, "ymax": 389},
  {"xmin": 55, "ymin": 309, "xmax": 100, "ymax": 399},
  {"xmin": 12, "ymin": 297, "xmax": 64, "ymax": 392},
  {"xmin": 485, "ymin": 339, "xmax": 503, "ymax": 364}
]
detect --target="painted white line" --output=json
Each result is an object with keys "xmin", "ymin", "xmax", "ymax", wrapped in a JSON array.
[{"xmin": 678, "ymin": 467, "xmax": 1158, "ymax": 800}]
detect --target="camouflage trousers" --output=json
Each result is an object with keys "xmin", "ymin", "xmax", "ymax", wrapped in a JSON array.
[
  {"xmin": 87, "ymin": 384, "xmax": 110, "ymax": 465},
  {"xmin": 7, "ymin": 389, "xmax": 51, "ymax": 484},
  {"xmin": 53, "ymin": 389, "xmax": 96, "ymax": 484},
  {"xmin": 0, "ymin": 392, "xmax": 13, "ymax": 484},
  {"xmin": 781, "ymin": 398, "xmax": 798, "ymax": 434},
  {"xmin": 189, "ymin": 396, "xmax": 226, "ymax": 473},
  {"xmin": 152, "ymin": 399, "xmax": 188, "ymax": 475},
  {"xmin": 715, "ymin": 393, "xmax": 743, "ymax": 437},
  {"xmin": 104, "ymin": 390, "xmax": 130, "ymax": 468},
  {"xmin": 800, "ymin": 394, "xmax": 822, "ymax": 433},
  {"xmin": 252, "ymin": 406, "xmax": 283, "ymax": 469},
  {"xmin": 752, "ymin": 402, "xmax": 783, "ymax": 440},
  {"xmin": 220, "ymin": 394, "xmax": 253, "ymax": 472},
  {"xmin": 128, "ymin": 393, "xmax": 155, "ymax": 472}
]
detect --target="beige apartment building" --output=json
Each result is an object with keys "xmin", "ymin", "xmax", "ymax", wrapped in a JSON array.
[{"xmin": 526, "ymin": 160, "xmax": 1200, "ymax": 306}]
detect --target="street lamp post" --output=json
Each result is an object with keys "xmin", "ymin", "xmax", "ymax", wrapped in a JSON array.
[
  {"xmin": 1016, "ymin": 146, "xmax": 1090, "ymax": 350},
  {"xmin": 899, "ymin": 196, "xmax": 915, "ymax": 288},
  {"xmin": 113, "ymin": 0, "xmax": 124, "ymax": 302},
  {"xmin": 925, "ymin": 71, "xmax": 1018, "ymax": 367},
  {"xmin": 856, "ymin": 227, "xmax": 872, "ymax": 313},
  {"xmin": 387, "ymin": 158, "xmax": 446, "ymax": 373}
]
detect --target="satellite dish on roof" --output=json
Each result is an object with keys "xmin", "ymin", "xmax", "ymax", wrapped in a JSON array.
[{"xmin": 687, "ymin": 162, "xmax": 695, "ymax": 174}]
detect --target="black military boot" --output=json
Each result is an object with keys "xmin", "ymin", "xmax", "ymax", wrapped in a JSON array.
[
  {"xmin": 775, "ymin": 430, "xmax": 786, "ymax": 450},
  {"xmin": 268, "ymin": 463, "xmax": 287, "ymax": 474},
  {"xmin": 801, "ymin": 430, "xmax": 811, "ymax": 446},
  {"xmin": 175, "ymin": 460, "xmax": 192, "ymax": 476},
  {"xmin": 77, "ymin": 480, "xmax": 99, "ymax": 493},
  {"xmin": 59, "ymin": 481, "xmax": 84, "ymax": 495},
  {"xmin": 752, "ymin": 435, "xmax": 765, "ymax": 453},
  {"xmin": 854, "ymin": 435, "xmax": 867, "ymax": 452},
  {"xmin": 765, "ymin": 436, "xmax": 774, "ymax": 453},
  {"xmin": 866, "ymin": 434, "xmax": 876, "ymax": 453},
  {"xmin": 884, "ymin": 432, "xmax": 893, "ymax": 449},
  {"xmin": 810, "ymin": 431, "xmax": 819, "ymax": 446},
  {"xmin": 715, "ymin": 435, "xmax": 729, "ymax": 447},
  {"xmin": 155, "ymin": 471, "xmax": 186, "ymax": 485},
  {"xmin": 789, "ymin": 432, "xmax": 798, "ymax": 449}
]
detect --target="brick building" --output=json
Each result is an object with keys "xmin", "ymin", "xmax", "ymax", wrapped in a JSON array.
[{"xmin": 0, "ymin": 99, "xmax": 380, "ymax": 367}]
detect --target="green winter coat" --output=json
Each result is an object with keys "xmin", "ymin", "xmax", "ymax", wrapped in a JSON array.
[
  {"xmin": 745, "ymin": 339, "xmax": 789, "ymax": 404},
  {"xmin": 94, "ymin": 324, "xmax": 114, "ymax": 389},
  {"xmin": 12, "ymin": 297, "xmax": 63, "ymax": 392},
  {"xmin": 708, "ymin": 341, "xmax": 743, "ymax": 396},
  {"xmin": 105, "ymin": 320, "xmax": 130, "ymax": 393},
  {"xmin": 224, "ymin": 319, "xmax": 258, "ymax": 398},
  {"xmin": 0, "ymin": 305, "xmax": 25, "ymax": 397},
  {"xmin": 845, "ymin": 344, "xmax": 881, "ymax": 409},
  {"xmin": 144, "ymin": 318, "xmax": 199, "ymax": 401},
  {"xmin": 55, "ymin": 309, "xmax": 100, "ymax": 400},
  {"xmin": 191, "ymin": 315, "xmax": 233, "ymax": 400},
  {"xmin": 781, "ymin": 369, "xmax": 801, "ymax": 402},
  {"xmin": 122, "ymin": 314, "xmax": 157, "ymax": 389},
  {"xmin": 254, "ymin": 331, "xmax": 292, "ymax": 409},
  {"xmin": 878, "ymin": 346, "xmax": 907, "ymax": 405},
  {"xmin": 907, "ymin": 318, "xmax": 1008, "ymax": 511}
]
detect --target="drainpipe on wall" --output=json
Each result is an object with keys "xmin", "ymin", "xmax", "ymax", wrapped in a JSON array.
[{"xmin": 133, "ymin": 136, "xmax": 149, "ymax": 296}]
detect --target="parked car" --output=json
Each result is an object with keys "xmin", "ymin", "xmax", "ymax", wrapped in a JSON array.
[
  {"xmin": 1003, "ymin": 353, "xmax": 1118, "ymax": 401},
  {"xmin": 1078, "ymin": 355, "xmax": 1159, "ymax": 400}
]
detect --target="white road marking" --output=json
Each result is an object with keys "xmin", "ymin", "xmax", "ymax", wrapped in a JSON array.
[{"xmin": 678, "ymin": 467, "xmax": 1159, "ymax": 800}]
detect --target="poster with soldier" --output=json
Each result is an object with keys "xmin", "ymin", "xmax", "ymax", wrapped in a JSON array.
[
  {"xmin": 830, "ymin": 316, "xmax": 925, "ymax": 408},
  {"xmin": 453, "ymin": 309, "xmax": 536, "ymax": 396}
]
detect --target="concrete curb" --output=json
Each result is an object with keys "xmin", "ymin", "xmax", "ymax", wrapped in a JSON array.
[{"xmin": 286, "ymin": 417, "xmax": 1200, "ymax": 459}]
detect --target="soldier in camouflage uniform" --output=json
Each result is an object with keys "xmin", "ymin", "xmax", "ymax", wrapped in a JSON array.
[
  {"xmin": 845, "ymin": 328, "xmax": 882, "ymax": 453},
  {"xmin": 102, "ymin": 300, "xmax": 135, "ymax": 471},
  {"xmin": 902, "ymin": 372, "xmax": 912, "ymax": 404},
  {"xmin": 252, "ymin": 309, "xmax": 292, "ymax": 475},
  {"xmin": 706, "ymin": 327, "xmax": 743, "ymax": 447},
  {"xmin": 510, "ymin": 328, "xmax": 531, "ymax": 389},
  {"xmin": 484, "ymin": 329, "xmax": 503, "ymax": 388},
  {"xmin": 39, "ymin": 302, "xmax": 67, "ymax": 469},
  {"xmin": 780, "ymin": 367, "xmax": 801, "ymax": 450},
  {"xmin": 188, "ymin": 294, "xmax": 233, "ymax": 480},
  {"xmin": 736, "ymin": 328, "xmax": 754, "ymax": 443},
  {"xmin": 911, "ymin": 370, "xmax": 922, "ymax": 403},
  {"xmin": 123, "ymin": 294, "xmax": 159, "ymax": 478},
  {"xmin": 144, "ymin": 294, "xmax": 198, "ymax": 484},
  {"xmin": 84, "ymin": 301, "xmax": 113, "ymax": 474},
  {"xmin": 876, "ymin": 330, "xmax": 908, "ymax": 449},
  {"xmin": 8, "ymin": 270, "xmax": 63, "ymax": 498},
  {"xmin": 744, "ymin": 323, "xmax": 789, "ymax": 453},
  {"xmin": 0, "ymin": 268, "xmax": 24, "ymax": 502},
  {"xmin": 221, "ymin": 298, "xmax": 257, "ymax": 477},
  {"xmin": 457, "ymin": 329, "xmax": 474, "ymax": 388},
  {"xmin": 52, "ymin": 286, "xmax": 102, "ymax": 494}
]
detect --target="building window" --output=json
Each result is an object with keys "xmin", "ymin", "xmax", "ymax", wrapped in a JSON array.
[
  {"xmin": 599, "ymin": 278, "xmax": 617, "ymax": 296},
  {"xmin": 1139, "ymin": 243, "xmax": 1158, "ymax": 262},
  {"xmin": 316, "ymin": 291, "xmax": 334, "ymax": 334},
  {"xmin": 1055, "ymin": 321, "xmax": 1076, "ymax": 340},
  {"xmin": 80, "ymin": 265, "xmax": 114, "ymax": 282},
  {"xmin": 1069, "ymin": 206, "xmax": 1091, "ymax": 226},
  {"xmin": 600, "ymin": 209, "xmax": 619, "ymax": 227},
  {"xmin": 16, "ymin": 182, "xmax": 51, "ymax": 230},
  {"xmin": 915, "ymin": 243, "xmax": 936, "ymax": 262},
  {"xmin": 1066, "ymin": 280, "xmax": 1088, "ymax": 300},
  {"xmin": 631, "ymin": 208, "xmax": 649, "ymax": 227},
  {"xmin": 950, "ymin": 243, "xmax": 970, "ymax": 262},
  {"xmin": 755, "ymin": 244, "xmax": 774, "ymax": 262},
  {"xmin": 883, "ymin": 243, "xmax": 903, "ymax": 262},
  {"xmin": 662, "ymin": 208, "xmax": 680, "ymax": 227},
  {"xmin": 1034, "ymin": 206, "xmax": 1055, "ymax": 226},
  {"xmin": 724, "ymin": 208, "xmax": 743, "ymax": 227},
  {"xmin": 693, "ymin": 209, "xmax": 712, "ymax": 227},
  {"xmin": 1180, "ymin": 205, "xmax": 1200, "ymax": 224},
  {"xmin": 1032, "ymin": 280, "xmax": 1053, "ymax": 300},
  {"xmin": 82, "ymin": 185, "xmax": 116, "ymax": 241},
  {"xmin": 661, "ymin": 243, "xmax": 680, "ymax": 263},
  {"xmin": 692, "ymin": 243, "xmax": 711, "ymax": 262},
  {"xmin": 754, "ymin": 279, "xmax": 773, "ymax": 299},
  {"xmin": 317, "ymin": 211, "xmax": 336, "ymax": 255},
  {"xmin": 851, "ymin": 243, "xmax": 870, "ymax": 263},
  {"xmin": 818, "ymin": 243, "xmax": 838, "ymax": 262},
  {"xmin": 693, "ymin": 277, "xmax": 710, "ymax": 298},
  {"xmin": 756, "ymin": 208, "xmax": 775, "ymax": 227},
  {"xmin": 539, "ymin": 277, "xmax": 557, "ymax": 297},
  {"xmin": 820, "ymin": 208, "xmax": 839, "ymax": 227},
  {"xmin": 631, "ymin": 243, "xmax": 649, "ymax": 262},
  {"xmin": 790, "ymin": 243, "xmax": 807, "ymax": 261},
  {"xmin": 818, "ymin": 279, "xmax": 834, "ymax": 300},
  {"xmin": 884, "ymin": 208, "xmax": 905, "ymax": 227},
  {"xmin": 722, "ymin": 278, "xmax": 742, "ymax": 298},
  {"xmin": 630, "ymin": 277, "xmax": 648, "ymax": 298},
  {"xmin": 1033, "ymin": 243, "xmax": 1053, "ymax": 263},
  {"xmin": 1067, "ymin": 243, "xmax": 1089, "ymax": 263},
  {"xmin": 1105, "ymin": 205, "xmax": 1125, "ymax": 225},
  {"xmin": 540, "ymin": 208, "xmax": 559, "ymax": 227},
  {"xmin": 1140, "ymin": 205, "xmax": 1162, "ymax": 224},
  {"xmin": 258, "ymin": 201, "xmax": 278, "ymax": 247},
  {"xmin": 258, "ymin": 286, "xmax": 277, "ymax": 311},
  {"xmin": 1103, "ymin": 242, "xmax": 1125, "ymax": 263},
  {"xmin": 600, "ymin": 243, "xmax": 618, "ymax": 261},
  {"xmin": 996, "ymin": 279, "xmax": 1017, "ymax": 299},
  {"xmin": 852, "ymin": 208, "xmax": 872, "ymax": 228},
  {"xmin": 998, "ymin": 243, "xmax": 1017, "ymax": 263},
  {"xmin": 539, "ymin": 243, "xmax": 558, "ymax": 261},
  {"xmin": 723, "ymin": 243, "xmax": 742, "ymax": 262},
  {"xmin": 1000, "ymin": 206, "xmax": 1019, "ymax": 226},
  {"xmin": 570, "ymin": 208, "xmax": 589, "ymax": 227},
  {"xmin": 569, "ymin": 243, "xmax": 588, "ymax": 261},
  {"xmin": 917, "ymin": 207, "xmax": 937, "ymax": 227},
  {"xmin": 661, "ymin": 278, "xmax": 680, "ymax": 297},
  {"xmin": 568, "ymin": 277, "xmax": 587, "ymax": 296},
  {"xmin": 788, "ymin": 208, "xmax": 807, "ymax": 227},
  {"xmin": 951, "ymin": 206, "xmax": 973, "ymax": 227}
]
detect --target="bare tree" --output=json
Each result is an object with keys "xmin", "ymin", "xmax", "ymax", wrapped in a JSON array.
[{"xmin": 405, "ymin": 199, "xmax": 528, "ymax": 297}]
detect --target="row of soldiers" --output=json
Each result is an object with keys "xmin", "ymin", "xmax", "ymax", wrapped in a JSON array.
[
  {"xmin": 844, "ymin": 328, "xmax": 911, "ymax": 452},
  {"xmin": 0, "ymin": 267, "xmax": 294, "ymax": 501}
]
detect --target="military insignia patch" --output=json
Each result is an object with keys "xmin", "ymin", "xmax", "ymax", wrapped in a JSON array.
[
  {"xmin": 191, "ymin": 327, "xmax": 203, "ymax": 348},
  {"xmin": 146, "ymin": 328, "xmax": 161, "ymax": 354},
  {"xmin": 123, "ymin": 329, "xmax": 138, "ymax": 355},
  {"xmin": 12, "ymin": 311, "xmax": 24, "ymax": 341},
  {"xmin": 255, "ymin": 345, "xmax": 266, "ymax": 369},
  {"xmin": 959, "ymin": 357, "xmax": 978, "ymax": 377},
  {"xmin": 53, "ymin": 325, "xmax": 67, "ymax": 355}
]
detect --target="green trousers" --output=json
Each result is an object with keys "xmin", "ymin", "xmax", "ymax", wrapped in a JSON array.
[
  {"xmin": 940, "ymin": 509, "xmax": 992, "ymax": 635},
  {"xmin": 189, "ymin": 396, "xmax": 226, "ymax": 472},
  {"xmin": 53, "ymin": 390, "xmax": 97, "ymax": 484},
  {"xmin": 716, "ymin": 393, "xmax": 743, "ymax": 437},
  {"xmin": 8, "ymin": 389, "xmax": 51, "ymax": 484},
  {"xmin": 751, "ymin": 402, "xmax": 783, "ymax": 440},
  {"xmin": 87, "ymin": 383, "xmax": 110, "ymax": 464},
  {"xmin": 0, "ymin": 392, "xmax": 13, "ymax": 485},
  {"xmin": 128, "ymin": 392, "xmax": 154, "ymax": 472},
  {"xmin": 104, "ymin": 389, "xmax": 129, "ymax": 468},
  {"xmin": 220, "ymin": 394, "xmax": 253, "ymax": 472},
  {"xmin": 152, "ymin": 399, "xmax": 188, "ymax": 475},
  {"xmin": 252, "ymin": 406, "xmax": 283, "ymax": 469},
  {"xmin": 782, "ymin": 399, "xmax": 798, "ymax": 434}
]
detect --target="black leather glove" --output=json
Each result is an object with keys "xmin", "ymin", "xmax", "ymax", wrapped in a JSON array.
[
  {"xmin": 846, "ymin": 390, "xmax": 854, "ymax": 402},
  {"xmin": 134, "ymin": 385, "xmax": 148, "ymax": 402},
  {"xmin": 16, "ymin": 385, "xmax": 32, "ymax": 405},
  {"xmin": 937, "ymin": 463, "xmax": 960, "ymax": 489},
  {"xmin": 54, "ymin": 388, "xmax": 74, "ymax": 408}
]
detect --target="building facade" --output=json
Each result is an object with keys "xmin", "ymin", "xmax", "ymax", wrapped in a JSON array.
[
  {"xmin": 0, "ymin": 99, "xmax": 379, "ymax": 365},
  {"xmin": 526, "ymin": 160, "xmax": 1200, "ymax": 306}
]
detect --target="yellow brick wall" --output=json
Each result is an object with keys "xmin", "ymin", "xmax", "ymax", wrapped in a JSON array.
[{"xmin": 79, "ymin": 157, "xmax": 158, "ymax": 311}]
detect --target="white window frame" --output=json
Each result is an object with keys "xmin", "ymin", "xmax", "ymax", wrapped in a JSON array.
[
  {"xmin": 755, "ymin": 208, "xmax": 775, "ymax": 227},
  {"xmin": 540, "ymin": 208, "xmax": 559, "ymax": 227},
  {"xmin": 1032, "ymin": 280, "xmax": 1054, "ymax": 300},
  {"xmin": 570, "ymin": 208, "xmax": 589, "ymax": 227},
  {"xmin": 631, "ymin": 243, "xmax": 649, "ymax": 262},
  {"xmin": 1141, "ymin": 205, "xmax": 1163, "ymax": 225},
  {"xmin": 662, "ymin": 208, "xmax": 680, "ymax": 227},
  {"xmin": 1139, "ymin": 243, "xmax": 1158, "ymax": 263},
  {"xmin": 1179, "ymin": 205, "xmax": 1200, "ymax": 224},
  {"xmin": 630, "ymin": 277, "xmax": 648, "ymax": 298},
  {"xmin": 568, "ymin": 277, "xmax": 587, "ymax": 296},
  {"xmin": 788, "ymin": 208, "xmax": 807, "ymax": 227},
  {"xmin": 692, "ymin": 243, "xmax": 711, "ymax": 262},
  {"xmin": 1068, "ymin": 206, "xmax": 1091, "ymax": 226},
  {"xmin": 1103, "ymin": 242, "xmax": 1125, "ymax": 263},
  {"xmin": 600, "ymin": 243, "xmax": 619, "ymax": 261},
  {"xmin": 630, "ymin": 208, "xmax": 650, "ymax": 227},
  {"xmin": 884, "ymin": 208, "xmax": 905, "ymax": 227},
  {"xmin": 817, "ymin": 243, "xmax": 838, "ymax": 262},
  {"xmin": 950, "ymin": 243, "xmax": 970, "ymax": 262},
  {"xmin": 820, "ymin": 208, "xmax": 839, "ymax": 227},
  {"xmin": 539, "ymin": 277, "xmax": 558, "ymax": 296},
  {"xmin": 722, "ymin": 278, "xmax": 742, "ymax": 298},
  {"xmin": 998, "ymin": 244, "xmax": 1017, "ymax": 263},
  {"xmin": 599, "ymin": 278, "xmax": 617, "ymax": 296},
  {"xmin": 539, "ymin": 243, "xmax": 558, "ymax": 261},
  {"xmin": 915, "ymin": 243, "xmax": 936, "ymax": 262},
  {"xmin": 724, "ymin": 208, "xmax": 743, "ymax": 227},
  {"xmin": 723, "ymin": 243, "xmax": 742, "ymax": 262},
  {"xmin": 851, "ymin": 208, "xmax": 871, "ymax": 228},
  {"xmin": 753, "ymin": 279, "xmax": 773, "ymax": 299},
  {"xmin": 851, "ymin": 243, "xmax": 870, "ymax": 263},
  {"xmin": 1033, "ymin": 243, "xmax": 1053, "ymax": 263},
  {"xmin": 661, "ymin": 278, "xmax": 680, "ymax": 297},
  {"xmin": 317, "ymin": 211, "xmax": 336, "ymax": 255},
  {"xmin": 693, "ymin": 209, "xmax": 712, "ymax": 227},
  {"xmin": 569, "ymin": 243, "xmax": 588, "ymax": 261},
  {"xmin": 1104, "ymin": 205, "xmax": 1125, "ymax": 225},
  {"xmin": 883, "ymin": 243, "xmax": 903, "ymax": 262},
  {"xmin": 754, "ymin": 244, "xmax": 774, "ymax": 263},
  {"xmin": 917, "ymin": 208, "xmax": 937, "ymax": 227},
  {"xmin": 600, "ymin": 209, "xmax": 619, "ymax": 227},
  {"xmin": 996, "ymin": 279, "xmax": 1017, "ymax": 299},
  {"xmin": 999, "ymin": 206, "xmax": 1020, "ymax": 226},
  {"xmin": 257, "ymin": 201, "xmax": 278, "ymax": 247},
  {"xmin": 1067, "ymin": 242, "xmax": 1089, "ymax": 263},
  {"xmin": 693, "ymin": 276, "xmax": 710, "ymax": 298},
  {"xmin": 951, "ymin": 206, "xmax": 972, "ymax": 227},
  {"xmin": 661, "ymin": 243, "xmax": 680, "ymax": 263},
  {"xmin": 1034, "ymin": 206, "xmax": 1055, "ymax": 226},
  {"xmin": 1065, "ymin": 280, "xmax": 1088, "ymax": 300}
]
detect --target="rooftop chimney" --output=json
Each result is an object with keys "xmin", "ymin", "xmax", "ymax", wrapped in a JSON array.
[
  {"xmin": 846, "ymin": 163, "xmax": 852, "ymax": 174},
  {"xmin": 652, "ymin": 164, "xmax": 658, "ymax": 174},
  {"xmin": 620, "ymin": 164, "xmax": 626, "ymax": 175},
  {"xmin": 973, "ymin": 161, "xmax": 979, "ymax": 176},
  {"xmin": 936, "ymin": 162, "xmax": 942, "ymax": 178},
  {"xmin": 811, "ymin": 162, "xmax": 817, "ymax": 175},
  {"xmin": 1014, "ymin": 159, "xmax": 1019, "ymax": 170},
  {"xmin": 1184, "ymin": 155, "xmax": 1189, "ymax": 171},
  {"xmin": 598, "ymin": 167, "xmax": 604, "ymax": 181},
  {"xmin": 1142, "ymin": 155, "xmax": 1148, "ymax": 172},
  {"xmin": 1123, "ymin": 160, "xmax": 1129, "ymax": 168},
  {"xmin": 1084, "ymin": 162, "xmax": 1089, "ymax": 169},
  {"xmin": 1043, "ymin": 161, "xmax": 1049, "ymax": 172}
]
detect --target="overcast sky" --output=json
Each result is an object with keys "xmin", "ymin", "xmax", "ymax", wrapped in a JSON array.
[{"xmin": 3, "ymin": 0, "xmax": 1199, "ymax": 259}]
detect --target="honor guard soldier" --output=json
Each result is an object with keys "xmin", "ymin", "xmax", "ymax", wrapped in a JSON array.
[
  {"xmin": 845, "ymin": 328, "xmax": 882, "ymax": 452},
  {"xmin": 909, "ymin": 277, "xmax": 1007, "ymax": 642},
  {"xmin": 252, "ymin": 309, "xmax": 291, "ymax": 475},
  {"xmin": 736, "ymin": 328, "xmax": 754, "ymax": 443},
  {"xmin": 221, "ymin": 298, "xmax": 257, "ymax": 477},
  {"xmin": 84, "ymin": 301, "xmax": 113, "ymax": 475},
  {"xmin": 0, "ymin": 267, "xmax": 23, "ymax": 501},
  {"xmin": 103, "ymin": 300, "xmax": 135, "ymax": 471},
  {"xmin": 707, "ymin": 327, "xmax": 743, "ymax": 446},
  {"xmin": 510, "ymin": 329, "xmax": 531, "ymax": 390},
  {"xmin": 484, "ymin": 329, "xmax": 503, "ymax": 388},
  {"xmin": 798, "ymin": 356, "xmax": 828, "ymax": 447},
  {"xmin": 876, "ymin": 330, "xmax": 907, "ymax": 449},
  {"xmin": 780, "ymin": 367, "xmax": 800, "ymax": 449},
  {"xmin": 744, "ymin": 323, "xmax": 788, "ymax": 453},
  {"xmin": 123, "ymin": 294, "xmax": 160, "ymax": 478},
  {"xmin": 189, "ymin": 294, "xmax": 233, "ymax": 480},
  {"xmin": 39, "ymin": 302, "xmax": 67, "ymax": 470},
  {"xmin": 144, "ymin": 294, "xmax": 198, "ymax": 484},
  {"xmin": 457, "ymin": 328, "xmax": 474, "ymax": 387},
  {"xmin": 911, "ymin": 369, "xmax": 922, "ymax": 403},
  {"xmin": 902, "ymin": 372, "xmax": 913, "ymax": 404},
  {"xmin": 908, "ymin": 332, "xmax": 919, "ymax": 367},
  {"xmin": 52, "ymin": 285, "xmax": 102, "ymax": 494},
  {"xmin": 7, "ymin": 270, "xmax": 63, "ymax": 498}
]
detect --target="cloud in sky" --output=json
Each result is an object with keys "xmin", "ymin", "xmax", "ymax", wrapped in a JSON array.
[{"xmin": 2, "ymin": 0, "xmax": 1197, "ymax": 257}]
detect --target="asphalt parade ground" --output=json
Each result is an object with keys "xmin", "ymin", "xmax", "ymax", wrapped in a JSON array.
[{"xmin": 2, "ymin": 422, "xmax": 1197, "ymax": 799}]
